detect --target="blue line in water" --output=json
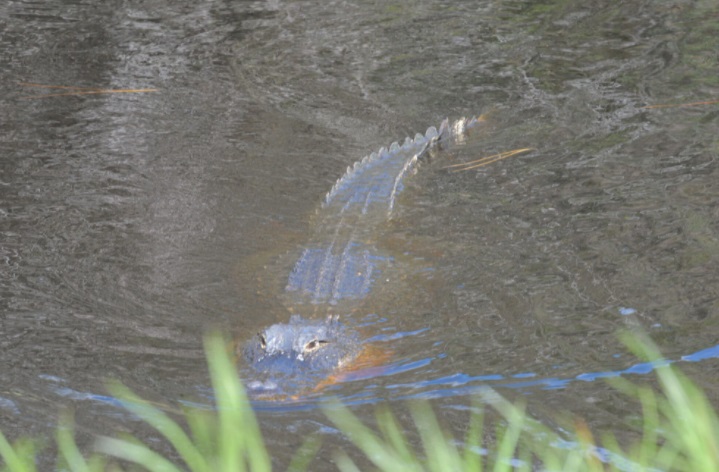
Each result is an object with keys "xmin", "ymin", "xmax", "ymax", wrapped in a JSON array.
[{"xmin": 37, "ymin": 343, "xmax": 719, "ymax": 413}]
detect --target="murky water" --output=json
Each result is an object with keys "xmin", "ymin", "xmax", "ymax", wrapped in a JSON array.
[{"xmin": 1, "ymin": 0, "xmax": 718, "ymax": 467}]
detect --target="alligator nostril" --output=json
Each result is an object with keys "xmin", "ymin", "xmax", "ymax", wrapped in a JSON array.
[{"xmin": 304, "ymin": 339, "xmax": 329, "ymax": 353}]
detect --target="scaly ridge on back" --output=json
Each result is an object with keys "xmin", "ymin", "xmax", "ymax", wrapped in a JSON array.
[
  {"xmin": 322, "ymin": 117, "xmax": 481, "ymax": 217},
  {"xmin": 288, "ymin": 117, "xmax": 484, "ymax": 305}
]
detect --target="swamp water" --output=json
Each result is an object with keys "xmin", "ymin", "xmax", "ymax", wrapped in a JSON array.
[{"xmin": 1, "ymin": 0, "xmax": 718, "ymax": 467}]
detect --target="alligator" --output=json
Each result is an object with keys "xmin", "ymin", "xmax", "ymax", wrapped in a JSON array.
[{"xmin": 242, "ymin": 117, "xmax": 486, "ymax": 396}]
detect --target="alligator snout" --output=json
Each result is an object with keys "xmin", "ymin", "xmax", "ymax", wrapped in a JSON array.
[{"xmin": 242, "ymin": 314, "xmax": 361, "ymax": 394}]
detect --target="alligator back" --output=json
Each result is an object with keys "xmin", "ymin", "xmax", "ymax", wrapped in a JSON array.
[{"xmin": 284, "ymin": 117, "xmax": 483, "ymax": 309}]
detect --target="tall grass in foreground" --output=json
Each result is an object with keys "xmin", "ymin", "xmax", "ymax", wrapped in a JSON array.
[{"xmin": 1, "ymin": 332, "xmax": 718, "ymax": 471}]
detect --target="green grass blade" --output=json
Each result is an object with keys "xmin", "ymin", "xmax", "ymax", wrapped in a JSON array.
[
  {"xmin": 56, "ymin": 412, "xmax": 90, "ymax": 472},
  {"xmin": 0, "ymin": 430, "xmax": 36, "ymax": 472},
  {"xmin": 409, "ymin": 401, "xmax": 463, "ymax": 472},
  {"xmin": 493, "ymin": 400, "xmax": 526, "ymax": 472},
  {"xmin": 375, "ymin": 405, "xmax": 414, "ymax": 464},
  {"xmin": 95, "ymin": 437, "xmax": 182, "ymax": 472},
  {"xmin": 621, "ymin": 331, "xmax": 719, "ymax": 470},
  {"xmin": 516, "ymin": 443, "xmax": 532, "ymax": 472},
  {"xmin": 204, "ymin": 332, "xmax": 270, "ymax": 472},
  {"xmin": 332, "ymin": 451, "xmax": 362, "ymax": 472},
  {"xmin": 636, "ymin": 385, "xmax": 659, "ymax": 467},
  {"xmin": 324, "ymin": 399, "xmax": 416, "ymax": 471},
  {"xmin": 184, "ymin": 406, "xmax": 217, "ymax": 459},
  {"xmin": 462, "ymin": 406, "xmax": 485, "ymax": 472},
  {"xmin": 599, "ymin": 432, "xmax": 622, "ymax": 472},
  {"xmin": 106, "ymin": 381, "xmax": 209, "ymax": 472},
  {"xmin": 286, "ymin": 435, "xmax": 321, "ymax": 472}
]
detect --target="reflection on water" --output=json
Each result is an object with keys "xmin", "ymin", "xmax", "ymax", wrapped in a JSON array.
[{"xmin": 1, "ymin": 0, "xmax": 718, "ymax": 467}]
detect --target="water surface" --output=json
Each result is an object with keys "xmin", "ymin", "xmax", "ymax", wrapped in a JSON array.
[{"xmin": 1, "ymin": 0, "xmax": 718, "ymax": 466}]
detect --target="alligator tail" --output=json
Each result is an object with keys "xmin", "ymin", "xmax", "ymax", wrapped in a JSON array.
[{"xmin": 322, "ymin": 117, "xmax": 484, "ymax": 217}]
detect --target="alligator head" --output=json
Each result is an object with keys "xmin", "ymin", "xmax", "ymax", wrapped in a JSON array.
[{"xmin": 242, "ymin": 314, "xmax": 361, "ymax": 395}]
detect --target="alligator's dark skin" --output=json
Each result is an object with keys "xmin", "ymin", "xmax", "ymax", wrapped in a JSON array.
[{"xmin": 242, "ymin": 117, "xmax": 483, "ymax": 396}]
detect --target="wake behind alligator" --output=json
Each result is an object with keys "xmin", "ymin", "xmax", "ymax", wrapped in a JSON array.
[{"xmin": 242, "ymin": 117, "xmax": 484, "ymax": 396}]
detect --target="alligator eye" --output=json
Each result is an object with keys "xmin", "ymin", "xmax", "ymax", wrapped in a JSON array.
[
  {"xmin": 304, "ymin": 339, "xmax": 328, "ymax": 353},
  {"xmin": 258, "ymin": 333, "xmax": 266, "ymax": 350}
]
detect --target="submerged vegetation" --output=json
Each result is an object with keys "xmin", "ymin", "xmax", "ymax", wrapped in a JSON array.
[{"xmin": 1, "ymin": 333, "xmax": 717, "ymax": 471}]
